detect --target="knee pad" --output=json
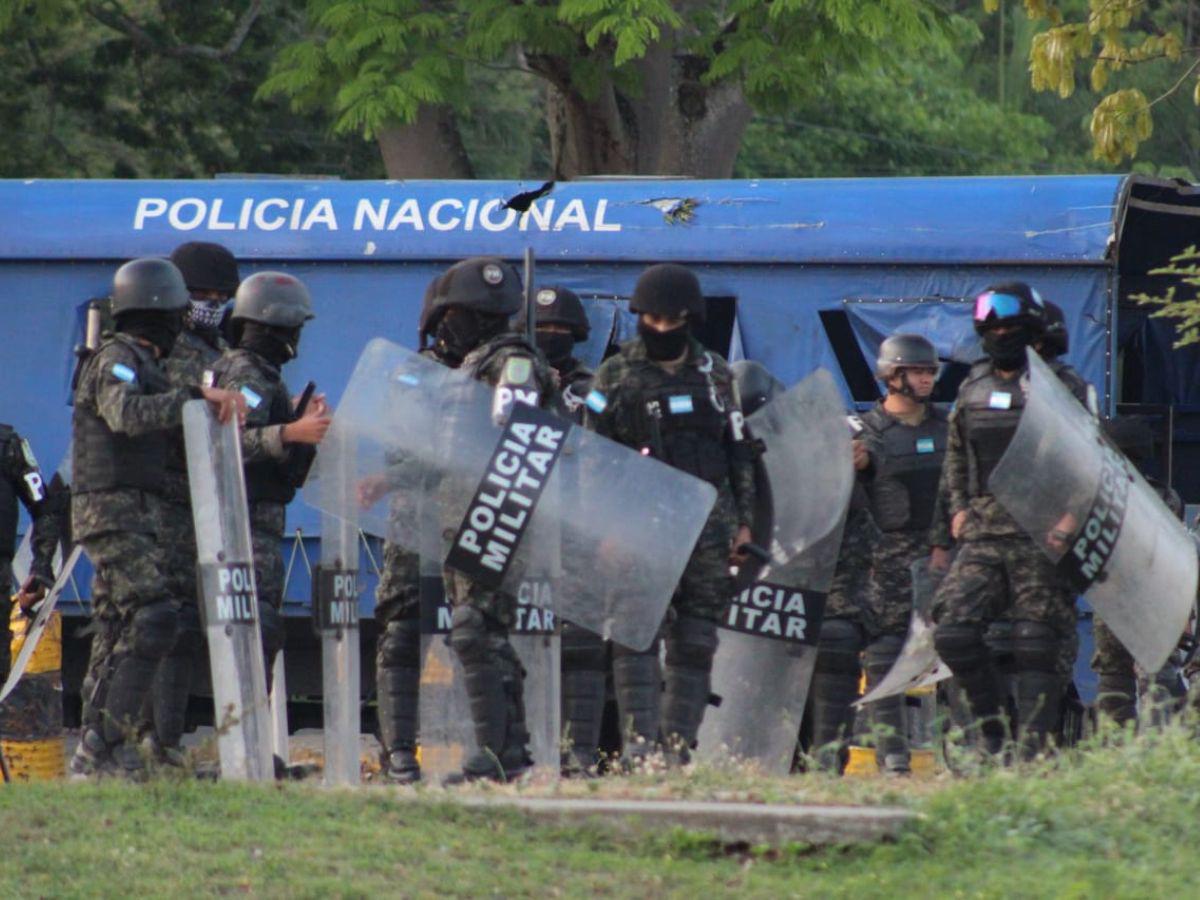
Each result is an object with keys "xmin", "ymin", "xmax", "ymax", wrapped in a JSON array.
[
  {"xmin": 130, "ymin": 601, "xmax": 178, "ymax": 659},
  {"xmin": 1013, "ymin": 621, "xmax": 1059, "ymax": 674},
  {"xmin": 865, "ymin": 634, "xmax": 905, "ymax": 673},
  {"xmin": 934, "ymin": 623, "xmax": 989, "ymax": 673},
  {"xmin": 664, "ymin": 615, "xmax": 719, "ymax": 670},
  {"xmin": 815, "ymin": 618, "xmax": 864, "ymax": 676},
  {"xmin": 448, "ymin": 605, "xmax": 490, "ymax": 665},
  {"xmin": 377, "ymin": 618, "xmax": 421, "ymax": 669},
  {"xmin": 258, "ymin": 601, "xmax": 285, "ymax": 659},
  {"xmin": 561, "ymin": 623, "xmax": 606, "ymax": 670}
]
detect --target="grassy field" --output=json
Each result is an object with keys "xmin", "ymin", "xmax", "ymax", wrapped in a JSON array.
[{"xmin": 4, "ymin": 724, "xmax": 1200, "ymax": 898}]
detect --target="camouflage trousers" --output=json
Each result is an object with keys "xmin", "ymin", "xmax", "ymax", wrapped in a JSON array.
[
  {"xmin": 1091, "ymin": 617, "xmax": 1134, "ymax": 679},
  {"xmin": 79, "ymin": 527, "xmax": 174, "ymax": 726},
  {"xmin": 249, "ymin": 503, "xmax": 286, "ymax": 611},
  {"xmin": 824, "ymin": 507, "xmax": 878, "ymax": 625},
  {"xmin": 0, "ymin": 557, "xmax": 12, "ymax": 682},
  {"xmin": 865, "ymin": 529, "xmax": 926, "ymax": 639},
  {"xmin": 375, "ymin": 541, "xmax": 420, "ymax": 626},
  {"xmin": 931, "ymin": 536, "xmax": 1078, "ymax": 639},
  {"xmin": 160, "ymin": 499, "xmax": 201, "ymax": 629},
  {"xmin": 671, "ymin": 508, "xmax": 735, "ymax": 625}
]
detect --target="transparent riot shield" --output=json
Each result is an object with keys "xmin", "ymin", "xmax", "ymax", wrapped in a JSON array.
[
  {"xmin": 855, "ymin": 557, "xmax": 951, "ymax": 707},
  {"xmin": 697, "ymin": 370, "xmax": 854, "ymax": 773},
  {"xmin": 310, "ymin": 426, "xmax": 361, "ymax": 787},
  {"xmin": 184, "ymin": 401, "xmax": 273, "ymax": 782},
  {"xmin": 512, "ymin": 577, "xmax": 561, "ymax": 775},
  {"xmin": 990, "ymin": 351, "xmax": 1198, "ymax": 674},
  {"xmin": 304, "ymin": 338, "xmax": 717, "ymax": 653}
]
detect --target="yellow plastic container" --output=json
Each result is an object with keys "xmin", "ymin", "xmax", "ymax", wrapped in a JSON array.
[
  {"xmin": 1, "ymin": 601, "xmax": 65, "ymax": 782},
  {"xmin": 845, "ymin": 745, "xmax": 937, "ymax": 778}
]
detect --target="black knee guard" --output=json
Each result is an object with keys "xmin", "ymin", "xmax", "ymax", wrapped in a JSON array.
[
  {"xmin": 935, "ymin": 622, "xmax": 1005, "ymax": 752},
  {"xmin": 611, "ymin": 640, "xmax": 661, "ymax": 754},
  {"xmin": 661, "ymin": 616, "xmax": 719, "ymax": 752},
  {"xmin": 561, "ymin": 623, "xmax": 606, "ymax": 770},
  {"xmin": 810, "ymin": 618, "xmax": 864, "ymax": 771},
  {"xmin": 376, "ymin": 618, "xmax": 421, "ymax": 755},
  {"xmin": 131, "ymin": 601, "xmax": 179, "ymax": 660},
  {"xmin": 865, "ymin": 634, "xmax": 908, "ymax": 771},
  {"xmin": 1013, "ymin": 620, "xmax": 1062, "ymax": 756}
]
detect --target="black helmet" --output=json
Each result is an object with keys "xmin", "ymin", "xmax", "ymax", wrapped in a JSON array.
[
  {"xmin": 417, "ymin": 276, "xmax": 440, "ymax": 345},
  {"xmin": 629, "ymin": 263, "xmax": 705, "ymax": 323},
  {"xmin": 111, "ymin": 258, "xmax": 189, "ymax": 316},
  {"xmin": 876, "ymin": 334, "xmax": 939, "ymax": 379},
  {"xmin": 973, "ymin": 282, "xmax": 1046, "ymax": 335},
  {"xmin": 231, "ymin": 271, "xmax": 314, "ymax": 327},
  {"xmin": 421, "ymin": 257, "xmax": 523, "ymax": 339},
  {"xmin": 1041, "ymin": 300, "xmax": 1068, "ymax": 357},
  {"xmin": 534, "ymin": 286, "xmax": 589, "ymax": 340},
  {"xmin": 731, "ymin": 360, "xmax": 784, "ymax": 417},
  {"xmin": 170, "ymin": 242, "xmax": 240, "ymax": 295}
]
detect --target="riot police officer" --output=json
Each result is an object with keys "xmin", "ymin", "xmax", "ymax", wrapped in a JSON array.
[
  {"xmin": 142, "ymin": 241, "xmax": 240, "ymax": 764},
  {"xmin": 0, "ymin": 427, "xmax": 61, "ymax": 683},
  {"xmin": 69, "ymin": 258, "xmax": 243, "ymax": 777},
  {"xmin": 426, "ymin": 257, "xmax": 557, "ymax": 783},
  {"xmin": 585, "ymin": 263, "xmax": 755, "ymax": 765},
  {"xmin": 210, "ymin": 272, "xmax": 330, "ymax": 690},
  {"xmin": 853, "ymin": 334, "xmax": 947, "ymax": 774},
  {"xmin": 932, "ymin": 282, "xmax": 1090, "ymax": 758},
  {"xmin": 534, "ymin": 285, "xmax": 593, "ymax": 420}
]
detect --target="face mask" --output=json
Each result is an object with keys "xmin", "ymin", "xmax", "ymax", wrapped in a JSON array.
[
  {"xmin": 638, "ymin": 320, "xmax": 690, "ymax": 361},
  {"xmin": 433, "ymin": 311, "xmax": 481, "ymax": 366},
  {"xmin": 240, "ymin": 322, "xmax": 300, "ymax": 368},
  {"xmin": 981, "ymin": 327, "xmax": 1032, "ymax": 369},
  {"xmin": 116, "ymin": 310, "xmax": 183, "ymax": 358},
  {"xmin": 185, "ymin": 299, "xmax": 225, "ymax": 334},
  {"xmin": 536, "ymin": 331, "xmax": 575, "ymax": 369}
]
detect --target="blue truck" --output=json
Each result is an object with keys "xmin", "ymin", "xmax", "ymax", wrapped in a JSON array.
[{"xmin": 3, "ymin": 174, "xmax": 1198, "ymax": 713}]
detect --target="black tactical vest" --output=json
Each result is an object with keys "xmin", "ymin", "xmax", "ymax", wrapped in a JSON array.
[
  {"xmin": 621, "ymin": 354, "xmax": 733, "ymax": 486},
  {"xmin": 956, "ymin": 362, "xmax": 1026, "ymax": 495},
  {"xmin": 72, "ymin": 336, "xmax": 171, "ymax": 495},
  {"xmin": 0, "ymin": 426, "xmax": 19, "ymax": 555},
  {"xmin": 860, "ymin": 404, "xmax": 948, "ymax": 532}
]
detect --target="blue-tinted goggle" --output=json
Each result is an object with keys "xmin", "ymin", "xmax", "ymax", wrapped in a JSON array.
[{"xmin": 974, "ymin": 290, "xmax": 1040, "ymax": 324}]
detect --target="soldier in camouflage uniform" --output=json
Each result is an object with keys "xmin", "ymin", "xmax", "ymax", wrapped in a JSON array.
[
  {"xmin": 0, "ymin": 425, "xmax": 61, "ymax": 683},
  {"xmin": 932, "ymin": 283, "xmax": 1090, "ymax": 758},
  {"xmin": 414, "ymin": 257, "xmax": 556, "ymax": 784},
  {"xmin": 140, "ymin": 242, "xmax": 240, "ymax": 764},
  {"xmin": 69, "ymin": 258, "xmax": 243, "ymax": 777},
  {"xmin": 585, "ymin": 263, "xmax": 755, "ymax": 764},
  {"xmin": 211, "ymin": 272, "xmax": 330, "ymax": 689}
]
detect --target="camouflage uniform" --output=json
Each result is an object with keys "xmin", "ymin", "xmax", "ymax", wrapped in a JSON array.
[
  {"xmin": 932, "ymin": 358, "xmax": 1089, "ymax": 753},
  {"xmin": 211, "ymin": 348, "xmax": 306, "ymax": 673},
  {"xmin": 140, "ymin": 327, "xmax": 225, "ymax": 754},
  {"xmin": 72, "ymin": 332, "xmax": 199, "ymax": 752},
  {"xmin": 0, "ymin": 426, "xmax": 60, "ymax": 681},
  {"xmin": 586, "ymin": 335, "xmax": 755, "ymax": 753}
]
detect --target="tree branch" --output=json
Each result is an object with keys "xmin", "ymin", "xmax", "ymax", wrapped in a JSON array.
[
  {"xmin": 1148, "ymin": 54, "xmax": 1200, "ymax": 109},
  {"xmin": 85, "ymin": 0, "xmax": 266, "ymax": 61}
]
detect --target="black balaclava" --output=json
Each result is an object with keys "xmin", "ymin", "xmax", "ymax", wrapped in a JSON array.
[
  {"xmin": 116, "ymin": 309, "xmax": 184, "ymax": 358},
  {"xmin": 638, "ymin": 319, "xmax": 690, "ymax": 361},
  {"xmin": 535, "ymin": 330, "xmax": 575, "ymax": 370},
  {"xmin": 433, "ymin": 308, "xmax": 507, "ymax": 366},
  {"xmin": 981, "ymin": 325, "xmax": 1035, "ymax": 370},
  {"xmin": 240, "ymin": 321, "xmax": 302, "ymax": 369}
]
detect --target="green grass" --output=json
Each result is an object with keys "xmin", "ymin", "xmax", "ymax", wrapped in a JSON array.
[{"xmin": 4, "ymin": 724, "xmax": 1200, "ymax": 898}]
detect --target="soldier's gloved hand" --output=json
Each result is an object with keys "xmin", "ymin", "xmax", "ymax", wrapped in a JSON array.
[
  {"xmin": 15, "ymin": 575, "xmax": 47, "ymax": 612},
  {"xmin": 852, "ymin": 439, "xmax": 869, "ymax": 471},
  {"xmin": 729, "ymin": 524, "xmax": 754, "ymax": 566},
  {"xmin": 201, "ymin": 386, "xmax": 248, "ymax": 426}
]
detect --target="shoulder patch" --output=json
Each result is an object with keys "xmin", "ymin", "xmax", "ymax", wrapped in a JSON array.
[
  {"xmin": 503, "ymin": 356, "xmax": 533, "ymax": 385},
  {"xmin": 111, "ymin": 363, "xmax": 137, "ymax": 384},
  {"xmin": 586, "ymin": 389, "xmax": 608, "ymax": 414},
  {"xmin": 240, "ymin": 385, "xmax": 263, "ymax": 410}
]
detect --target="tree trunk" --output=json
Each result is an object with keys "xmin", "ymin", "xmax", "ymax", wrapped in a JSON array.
[
  {"xmin": 545, "ymin": 47, "xmax": 752, "ymax": 178},
  {"xmin": 376, "ymin": 104, "xmax": 474, "ymax": 179}
]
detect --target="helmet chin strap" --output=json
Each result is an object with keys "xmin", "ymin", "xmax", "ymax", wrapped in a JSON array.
[{"xmin": 887, "ymin": 370, "xmax": 931, "ymax": 403}]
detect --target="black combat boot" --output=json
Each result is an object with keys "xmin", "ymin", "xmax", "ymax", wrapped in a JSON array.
[
  {"xmin": 560, "ymin": 668, "xmax": 606, "ymax": 776},
  {"xmin": 611, "ymin": 646, "xmax": 661, "ymax": 767}
]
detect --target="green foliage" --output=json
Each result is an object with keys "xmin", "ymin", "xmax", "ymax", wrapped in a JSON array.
[{"xmin": 1131, "ymin": 245, "xmax": 1200, "ymax": 347}]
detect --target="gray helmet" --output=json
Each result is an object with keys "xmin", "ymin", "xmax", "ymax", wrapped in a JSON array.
[
  {"xmin": 170, "ymin": 242, "xmax": 240, "ymax": 295},
  {"xmin": 421, "ymin": 256, "xmax": 523, "ymax": 339},
  {"xmin": 231, "ymin": 271, "xmax": 314, "ymax": 327},
  {"xmin": 534, "ymin": 285, "xmax": 589, "ymax": 340},
  {"xmin": 629, "ymin": 263, "xmax": 705, "ymax": 323},
  {"xmin": 111, "ymin": 258, "xmax": 189, "ymax": 316},
  {"xmin": 875, "ymin": 334, "xmax": 939, "ymax": 379},
  {"xmin": 731, "ymin": 360, "xmax": 784, "ymax": 417}
]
